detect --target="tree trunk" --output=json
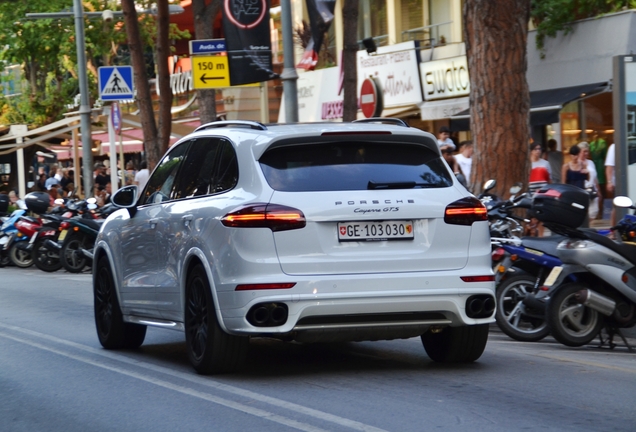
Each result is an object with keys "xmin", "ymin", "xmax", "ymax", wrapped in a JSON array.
[
  {"xmin": 156, "ymin": 0, "xmax": 173, "ymax": 156},
  {"xmin": 122, "ymin": 0, "xmax": 160, "ymax": 170},
  {"xmin": 192, "ymin": 0, "xmax": 221, "ymax": 125},
  {"xmin": 342, "ymin": 0, "xmax": 359, "ymax": 122},
  {"xmin": 464, "ymin": 0, "xmax": 531, "ymax": 198}
]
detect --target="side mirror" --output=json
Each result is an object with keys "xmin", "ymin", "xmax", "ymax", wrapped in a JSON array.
[
  {"xmin": 613, "ymin": 196, "xmax": 634, "ymax": 208},
  {"xmin": 509, "ymin": 185, "xmax": 522, "ymax": 195},
  {"xmin": 483, "ymin": 179, "xmax": 496, "ymax": 192},
  {"xmin": 112, "ymin": 185, "xmax": 138, "ymax": 209}
]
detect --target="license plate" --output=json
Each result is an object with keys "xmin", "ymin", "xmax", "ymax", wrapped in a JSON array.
[
  {"xmin": 338, "ymin": 221, "xmax": 414, "ymax": 242},
  {"xmin": 58, "ymin": 230, "xmax": 68, "ymax": 241},
  {"xmin": 543, "ymin": 266, "xmax": 563, "ymax": 287}
]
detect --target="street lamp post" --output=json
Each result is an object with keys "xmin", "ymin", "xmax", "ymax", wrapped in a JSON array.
[
  {"xmin": 280, "ymin": 0, "xmax": 299, "ymax": 123},
  {"xmin": 72, "ymin": 0, "xmax": 94, "ymax": 198}
]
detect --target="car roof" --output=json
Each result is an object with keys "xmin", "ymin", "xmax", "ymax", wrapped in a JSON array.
[{"xmin": 174, "ymin": 120, "xmax": 439, "ymax": 160}]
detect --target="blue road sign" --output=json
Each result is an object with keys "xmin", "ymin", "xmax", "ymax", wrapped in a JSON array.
[
  {"xmin": 99, "ymin": 66, "xmax": 134, "ymax": 100},
  {"xmin": 189, "ymin": 39, "xmax": 227, "ymax": 55},
  {"xmin": 111, "ymin": 102, "xmax": 122, "ymax": 134}
]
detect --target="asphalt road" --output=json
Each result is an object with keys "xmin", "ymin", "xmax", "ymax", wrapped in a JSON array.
[{"xmin": 1, "ymin": 266, "xmax": 635, "ymax": 432}]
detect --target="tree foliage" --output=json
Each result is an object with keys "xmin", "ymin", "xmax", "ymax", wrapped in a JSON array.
[{"xmin": 531, "ymin": 0, "xmax": 636, "ymax": 55}]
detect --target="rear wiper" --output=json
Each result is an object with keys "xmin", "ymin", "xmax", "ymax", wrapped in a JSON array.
[{"xmin": 367, "ymin": 180, "xmax": 429, "ymax": 190}]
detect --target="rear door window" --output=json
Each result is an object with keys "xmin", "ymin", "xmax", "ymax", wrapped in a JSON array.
[{"xmin": 259, "ymin": 141, "xmax": 452, "ymax": 192}]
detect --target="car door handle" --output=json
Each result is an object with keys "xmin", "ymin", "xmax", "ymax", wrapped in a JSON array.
[
  {"xmin": 149, "ymin": 218, "xmax": 159, "ymax": 229},
  {"xmin": 182, "ymin": 215, "xmax": 193, "ymax": 227}
]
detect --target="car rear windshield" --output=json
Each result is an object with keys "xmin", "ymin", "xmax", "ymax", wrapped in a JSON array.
[{"xmin": 259, "ymin": 141, "xmax": 453, "ymax": 192}]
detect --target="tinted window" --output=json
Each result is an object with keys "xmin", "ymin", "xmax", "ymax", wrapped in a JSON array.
[
  {"xmin": 139, "ymin": 142, "xmax": 190, "ymax": 205},
  {"xmin": 259, "ymin": 142, "xmax": 453, "ymax": 192},
  {"xmin": 172, "ymin": 138, "xmax": 238, "ymax": 199}
]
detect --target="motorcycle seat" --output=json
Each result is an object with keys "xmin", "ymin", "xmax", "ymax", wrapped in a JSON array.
[
  {"xmin": 77, "ymin": 219, "xmax": 104, "ymax": 231},
  {"xmin": 583, "ymin": 230, "xmax": 636, "ymax": 266},
  {"xmin": 520, "ymin": 235, "xmax": 568, "ymax": 257}
]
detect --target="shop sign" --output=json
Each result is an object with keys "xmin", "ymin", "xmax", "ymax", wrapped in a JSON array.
[
  {"xmin": 279, "ymin": 67, "xmax": 344, "ymax": 122},
  {"xmin": 420, "ymin": 56, "xmax": 470, "ymax": 101},
  {"xmin": 356, "ymin": 41, "xmax": 424, "ymax": 108}
]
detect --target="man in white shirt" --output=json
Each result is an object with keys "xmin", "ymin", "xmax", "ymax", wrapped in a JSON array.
[
  {"xmin": 454, "ymin": 140, "xmax": 473, "ymax": 189},
  {"xmin": 134, "ymin": 160, "xmax": 150, "ymax": 191},
  {"xmin": 605, "ymin": 143, "xmax": 616, "ymax": 227}
]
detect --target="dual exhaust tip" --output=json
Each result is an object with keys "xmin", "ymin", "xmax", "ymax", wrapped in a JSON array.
[
  {"xmin": 466, "ymin": 294, "xmax": 496, "ymax": 319},
  {"xmin": 247, "ymin": 302, "xmax": 288, "ymax": 327}
]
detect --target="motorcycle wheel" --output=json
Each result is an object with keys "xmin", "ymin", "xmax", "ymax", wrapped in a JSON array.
[
  {"xmin": 61, "ymin": 233, "xmax": 89, "ymax": 273},
  {"xmin": 495, "ymin": 274, "xmax": 550, "ymax": 342},
  {"xmin": 546, "ymin": 282, "xmax": 604, "ymax": 347},
  {"xmin": 0, "ymin": 253, "xmax": 10, "ymax": 267},
  {"xmin": 32, "ymin": 238, "xmax": 63, "ymax": 272},
  {"xmin": 9, "ymin": 242, "xmax": 33, "ymax": 268}
]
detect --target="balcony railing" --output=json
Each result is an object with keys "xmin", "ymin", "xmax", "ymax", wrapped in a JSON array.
[{"xmin": 401, "ymin": 21, "xmax": 453, "ymax": 48}]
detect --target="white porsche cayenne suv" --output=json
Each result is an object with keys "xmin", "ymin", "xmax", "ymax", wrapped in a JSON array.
[{"xmin": 93, "ymin": 119, "xmax": 495, "ymax": 374}]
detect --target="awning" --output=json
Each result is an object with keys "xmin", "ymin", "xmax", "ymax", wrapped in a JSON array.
[
  {"xmin": 449, "ymin": 82, "xmax": 609, "ymax": 130},
  {"xmin": 419, "ymin": 97, "xmax": 469, "ymax": 121}
]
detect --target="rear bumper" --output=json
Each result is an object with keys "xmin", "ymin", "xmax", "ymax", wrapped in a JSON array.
[{"xmin": 217, "ymin": 272, "xmax": 495, "ymax": 339}]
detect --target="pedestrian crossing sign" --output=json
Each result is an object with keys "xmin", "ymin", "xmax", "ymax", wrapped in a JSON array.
[{"xmin": 98, "ymin": 66, "xmax": 134, "ymax": 100}]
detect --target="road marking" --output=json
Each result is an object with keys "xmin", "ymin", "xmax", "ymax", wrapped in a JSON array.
[{"xmin": 0, "ymin": 323, "xmax": 388, "ymax": 432}]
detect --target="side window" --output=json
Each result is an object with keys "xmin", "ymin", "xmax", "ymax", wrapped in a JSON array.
[
  {"xmin": 173, "ymin": 138, "xmax": 238, "ymax": 199},
  {"xmin": 212, "ymin": 140, "xmax": 239, "ymax": 193},
  {"xmin": 173, "ymin": 138, "xmax": 220, "ymax": 199},
  {"xmin": 139, "ymin": 142, "xmax": 191, "ymax": 205}
]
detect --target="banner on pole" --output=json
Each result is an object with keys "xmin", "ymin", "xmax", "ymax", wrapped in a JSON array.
[
  {"xmin": 222, "ymin": 0, "xmax": 277, "ymax": 86},
  {"xmin": 297, "ymin": 0, "xmax": 336, "ymax": 71}
]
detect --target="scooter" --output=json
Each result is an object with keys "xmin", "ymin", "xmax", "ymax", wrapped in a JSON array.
[
  {"xmin": 540, "ymin": 195, "xmax": 636, "ymax": 350},
  {"xmin": 0, "ymin": 207, "xmax": 27, "ymax": 267}
]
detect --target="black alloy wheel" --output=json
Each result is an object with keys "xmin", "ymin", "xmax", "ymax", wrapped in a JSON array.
[
  {"xmin": 94, "ymin": 256, "xmax": 146, "ymax": 349},
  {"xmin": 32, "ymin": 238, "xmax": 63, "ymax": 272},
  {"xmin": 185, "ymin": 264, "xmax": 249, "ymax": 374},
  {"xmin": 61, "ymin": 233, "xmax": 90, "ymax": 273}
]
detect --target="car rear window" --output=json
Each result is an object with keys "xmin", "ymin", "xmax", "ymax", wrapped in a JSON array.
[{"xmin": 259, "ymin": 141, "xmax": 453, "ymax": 192}]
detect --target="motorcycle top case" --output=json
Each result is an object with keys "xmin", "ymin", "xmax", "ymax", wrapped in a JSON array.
[
  {"xmin": 24, "ymin": 191, "xmax": 50, "ymax": 214},
  {"xmin": 531, "ymin": 183, "xmax": 589, "ymax": 228}
]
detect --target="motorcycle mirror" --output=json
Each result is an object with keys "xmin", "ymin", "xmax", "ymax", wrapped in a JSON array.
[
  {"xmin": 87, "ymin": 203, "xmax": 98, "ymax": 210},
  {"xmin": 54, "ymin": 198, "xmax": 64, "ymax": 206},
  {"xmin": 613, "ymin": 196, "xmax": 634, "ymax": 208},
  {"xmin": 509, "ymin": 185, "xmax": 522, "ymax": 195},
  {"xmin": 86, "ymin": 197, "xmax": 97, "ymax": 205},
  {"xmin": 483, "ymin": 179, "xmax": 496, "ymax": 192}
]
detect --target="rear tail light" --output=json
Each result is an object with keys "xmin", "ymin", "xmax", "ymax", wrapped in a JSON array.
[
  {"xmin": 491, "ymin": 247, "xmax": 506, "ymax": 262},
  {"xmin": 221, "ymin": 203, "xmax": 306, "ymax": 232},
  {"xmin": 235, "ymin": 283, "xmax": 296, "ymax": 291},
  {"xmin": 444, "ymin": 197, "xmax": 488, "ymax": 225},
  {"xmin": 461, "ymin": 275, "xmax": 495, "ymax": 282},
  {"xmin": 60, "ymin": 221, "xmax": 70, "ymax": 230}
]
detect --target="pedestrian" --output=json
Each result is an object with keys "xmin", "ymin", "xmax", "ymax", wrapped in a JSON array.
[
  {"xmin": 436, "ymin": 126, "xmax": 456, "ymax": 151},
  {"xmin": 529, "ymin": 143, "xmax": 551, "ymax": 195},
  {"xmin": 94, "ymin": 162, "xmax": 109, "ymax": 192},
  {"xmin": 44, "ymin": 169, "xmax": 59, "ymax": 192},
  {"xmin": 577, "ymin": 142, "xmax": 603, "ymax": 220},
  {"xmin": 37, "ymin": 173, "xmax": 47, "ymax": 192},
  {"xmin": 561, "ymin": 145, "xmax": 588, "ymax": 190},
  {"xmin": 605, "ymin": 143, "xmax": 616, "ymax": 229},
  {"xmin": 134, "ymin": 160, "xmax": 150, "ymax": 191},
  {"xmin": 124, "ymin": 160, "xmax": 136, "ymax": 186},
  {"xmin": 590, "ymin": 134, "xmax": 609, "ymax": 218},
  {"xmin": 546, "ymin": 139, "xmax": 563, "ymax": 183},
  {"xmin": 454, "ymin": 140, "xmax": 473, "ymax": 189}
]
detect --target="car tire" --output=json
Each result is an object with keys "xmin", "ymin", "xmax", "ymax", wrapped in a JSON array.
[
  {"xmin": 421, "ymin": 324, "xmax": 489, "ymax": 363},
  {"xmin": 185, "ymin": 264, "xmax": 249, "ymax": 374},
  {"xmin": 94, "ymin": 256, "xmax": 146, "ymax": 349},
  {"xmin": 546, "ymin": 282, "xmax": 604, "ymax": 347},
  {"xmin": 495, "ymin": 275, "xmax": 550, "ymax": 342},
  {"xmin": 32, "ymin": 238, "xmax": 63, "ymax": 272},
  {"xmin": 9, "ymin": 242, "xmax": 33, "ymax": 268},
  {"xmin": 61, "ymin": 233, "xmax": 89, "ymax": 273}
]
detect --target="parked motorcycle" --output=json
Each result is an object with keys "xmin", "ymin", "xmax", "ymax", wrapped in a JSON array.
[
  {"xmin": 0, "ymin": 207, "xmax": 27, "ymax": 267},
  {"xmin": 536, "ymin": 187, "xmax": 636, "ymax": 350}
]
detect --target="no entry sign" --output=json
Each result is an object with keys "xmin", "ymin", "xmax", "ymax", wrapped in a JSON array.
[{"xmin": 360, "ymin": 77, "xmax": 383, "ymax": 118}]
